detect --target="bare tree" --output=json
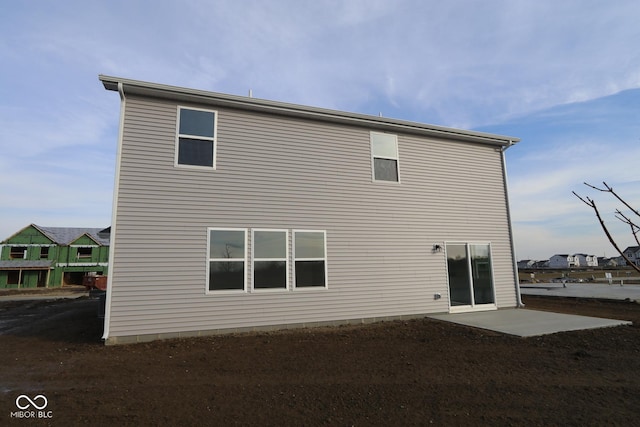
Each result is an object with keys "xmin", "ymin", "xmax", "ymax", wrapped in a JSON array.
[{"xmin": 573, "ymin": 182, "xmax": 640, "ymax": 274}]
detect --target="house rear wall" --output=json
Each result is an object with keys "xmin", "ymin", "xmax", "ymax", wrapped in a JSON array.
[{"xmin": 106, "ymin": 95, "xmax": 517, "ymax": 342}]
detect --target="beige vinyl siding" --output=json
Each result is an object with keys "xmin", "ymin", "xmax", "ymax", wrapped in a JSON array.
[{"xmin": 107, "ymin": 95, "xmax": 517, "ymax": 341}]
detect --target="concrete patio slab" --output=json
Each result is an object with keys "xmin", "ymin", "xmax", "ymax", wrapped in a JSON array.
[{"xmin": 428, "ymin": 308, "xmax": 632, "ymax": 337}]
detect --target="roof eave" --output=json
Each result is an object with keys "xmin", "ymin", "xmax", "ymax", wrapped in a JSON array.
[{"xmin": 99, "ymin": 75, "xmax": 519, "ymax": 147}]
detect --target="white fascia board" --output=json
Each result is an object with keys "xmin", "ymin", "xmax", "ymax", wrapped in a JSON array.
[{"xmin": 99, "ymin": 75, "xmax": 519, "ymax": 148}]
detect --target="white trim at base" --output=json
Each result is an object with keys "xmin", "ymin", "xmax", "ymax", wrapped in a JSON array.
[{"xmin": 449, "ymin": 304, "xmax": 497, "ymax": 314}]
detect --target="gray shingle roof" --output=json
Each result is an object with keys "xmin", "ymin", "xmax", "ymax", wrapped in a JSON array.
[
  {"xmin": 35, "ymin": 225, "xmax": 110, "ymax": 246},
  {"xmin": 0, "ymin": 260, "xmax": 54, "ymax": 269}
]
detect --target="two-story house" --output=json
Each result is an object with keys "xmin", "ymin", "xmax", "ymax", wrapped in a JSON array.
[
  {"xmin": 549, "ymin": 253, "xmax": 598, "ymax": 268},
  {"xmin": 549, "ymin": 254, "xmax": 576, "ymax": 268},
  {"xmin": 99, "ymin": 75, "xmax": 522, "ymax": 344},
  {"xmin": 623, "ymin": 246, "xmax": 640, "ymax": 266},
  {"xmin": 574, "ymin": 253, "xmax": 598, "ymax": 267},
  {"xmin": 0, "ymin": 224, "xmax": 110, "ymax": 288}
]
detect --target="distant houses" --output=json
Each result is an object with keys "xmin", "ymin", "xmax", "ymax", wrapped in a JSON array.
[
  {"xmin": 598, "ymin": 257, "xmax": 620, "ymax": 267},
  {"xmin": 517, "ymin": 259, "xmax": 548, "ymax": 269},
  {"xmin": 549, "ymin": 254, "xmax": 598, "ymax": 268},
  {"xmin": 517, "ymin": 260, "xmax": 537, "ymax": 269},
  {"xmin": 548, "ymin": 254, "xmax": 576, "ymax": 269},
  {"xmin": 0, "ymin": 224, "xmax": 110, "ymax": 288},
  {"xmin": 519, "ymin": 251, "xmax": 633, "ymax": 269}
]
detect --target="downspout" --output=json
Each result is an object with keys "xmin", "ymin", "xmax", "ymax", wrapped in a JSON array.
[
  {"xmin": 102, "ymin": 81, "xmax": 126, "ymax": 342},
  {"xmin": 501, "ymin": 142, "xmax": 524, "ymax": 308}
]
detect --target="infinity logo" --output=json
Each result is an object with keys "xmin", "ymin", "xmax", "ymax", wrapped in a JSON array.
[{"xmin": 15, "ymin": 395, "xmax": 48, "ymax": 410}]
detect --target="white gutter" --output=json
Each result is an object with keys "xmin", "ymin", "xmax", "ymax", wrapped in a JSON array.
[
  {"xmin": 99, "ymin": 75, "xmax": 519, "ymax": 148},
  {"xmin": 501, "ymin": 142, "xmax": 524, "ymax": 308},
  {"xmin": 102, "ymin": 82, "xmax": 126, "ymax": 342}
]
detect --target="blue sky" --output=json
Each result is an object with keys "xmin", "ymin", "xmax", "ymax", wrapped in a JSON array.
[{"xmin": 1, "ymin": 0, "xmax": 639, "ymax": 260}]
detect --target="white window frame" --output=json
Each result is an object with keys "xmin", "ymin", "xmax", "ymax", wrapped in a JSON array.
[
  {"xmin": 445, "ymin": 241, "xmax": 497, "ymax": 313},
  {"xmin": 206, "ymin": 228, "xmax": 247, "ymax": 294},
  {"xmin": 293, "ymin": 230, "xmax": 328, "ymax": 290},
  {"xmin": 251, "ymin": 229, "xmax": 289, "ymax": 292},
  {"xmin": 370, "ymin": 131, "xmax": 400, "ymax": 183},
  {"xmin": 175, "ymin": 106, "xmax": 218, "ymax": 169}
]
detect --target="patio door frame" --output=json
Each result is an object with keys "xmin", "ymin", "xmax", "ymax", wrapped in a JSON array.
[{"xmin": 445, "ymin": 241, "xmax": 497, "ymax": 313}]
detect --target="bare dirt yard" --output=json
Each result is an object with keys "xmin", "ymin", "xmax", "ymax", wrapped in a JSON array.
[{"xmin": 1, "ymin": 290, "xmax": 639, "ymax": 426}]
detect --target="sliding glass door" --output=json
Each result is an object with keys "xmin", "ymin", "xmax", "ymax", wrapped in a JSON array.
[{"xmin": 446, "ymin": 243, "xmax": 495, "ymax": 310}]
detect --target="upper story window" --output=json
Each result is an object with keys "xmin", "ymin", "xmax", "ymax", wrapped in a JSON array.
[
  {"xmin": 77, "ymin": 247, "xmax": 93, "ymax": 260},
  {"xmin": 40, "ymin": 247, "xmax": 49, "ymax": 259},
  {"xmin": 176, "ymin": 107, "xmax": 217, "ymax": 168},
  {"xmin": 10, "ymin": 246, "xmax": 27, "ymax": 259},
  {"xmin": 370, "ymin": 132, "xmax": 400, "ymax": 182}
]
